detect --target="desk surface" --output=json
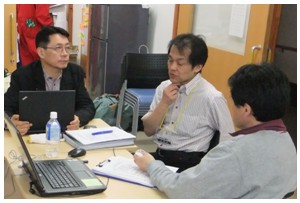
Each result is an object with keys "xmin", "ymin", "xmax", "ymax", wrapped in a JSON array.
[{"xmin": 4, "ymin": 119, "xmax": 166, "ymax": 199}]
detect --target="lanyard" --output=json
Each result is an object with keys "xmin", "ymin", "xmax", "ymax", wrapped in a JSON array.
[{"xmin": 159, "ymin": 84, "xmax": 198, "ymax": 132}]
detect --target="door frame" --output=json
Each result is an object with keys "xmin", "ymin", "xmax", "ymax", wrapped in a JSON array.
[{"xmin": 4, "ymin": 4, "xmax": 17, "ymax": 73}]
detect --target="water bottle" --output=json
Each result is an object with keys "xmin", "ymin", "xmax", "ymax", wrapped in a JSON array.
[{"xmin": 45, "ymin": 111, "xmax": 61, "ymax": 158}]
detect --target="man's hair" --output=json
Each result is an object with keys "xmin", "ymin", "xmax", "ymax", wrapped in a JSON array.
[
  {"xmin": 228, "ymin": 63, "xmax": 290, "ymax": 122},
  {"xmin": 35, "ymin": 26, "xmax": 69, "ymax": 48},
  {"xmin": 167, "ymin": 33, "xmax": 208, "ymax": 70}
]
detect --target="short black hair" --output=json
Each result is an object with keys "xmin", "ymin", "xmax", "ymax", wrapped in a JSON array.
[
  {"xmin": 35, "ymin": 26, "xmax": 69, "ymax": 48},
  {"xmin": 228, "ymin": 63, "xmax": 290, "ymax": 122},
  {"xmin": 167, "ymin": 33, "xmax": 208, "ymax": 70}
]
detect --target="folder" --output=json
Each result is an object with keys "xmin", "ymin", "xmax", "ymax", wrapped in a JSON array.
[
  {"xmin": 93, "ymin": 156, "xmax": 154, "ymax": 188},
  {"xmin": 92, "ymin": 156, "xmax": 178, "ymax": 188},
  {"xmin": 64, "ymin": 127, "xmax": 136, "ymax": 150}
]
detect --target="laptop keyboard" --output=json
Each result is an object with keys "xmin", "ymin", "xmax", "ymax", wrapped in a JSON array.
[{"xmin": 36, "ymin": 160, "xmax": 81, "ymax": 189}]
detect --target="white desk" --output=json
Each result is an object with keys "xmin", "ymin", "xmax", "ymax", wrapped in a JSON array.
[{"xmin": 4, "ymin": 119, "xmax": 166, "ymax": 199}]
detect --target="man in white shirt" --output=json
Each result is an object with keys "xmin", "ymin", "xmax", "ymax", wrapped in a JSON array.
[{"xmin": 142, "ymin": 33, "xmax": 234, "ymax": 172}]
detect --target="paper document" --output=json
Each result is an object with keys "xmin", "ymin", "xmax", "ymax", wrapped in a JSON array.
[
  {"xmin": 65, "ymin": 126, "xmax": 135, "ymax": 145},
  {"xmin": 92, "ymin": 156, "xmax": 178, "ymax": 188}
]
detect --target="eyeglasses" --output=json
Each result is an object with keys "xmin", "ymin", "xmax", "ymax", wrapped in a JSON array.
[{"xmin": 43, "ymin": 46, "xmax": 72, "ymax": 54}]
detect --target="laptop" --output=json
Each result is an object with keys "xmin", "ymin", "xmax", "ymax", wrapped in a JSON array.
[
  {"xmin": 19, "ymin": 90, "xmax": 75, "ymax": 134},
  {"xmin": 4, "ymin": 113, "xmax": 107, "ymax": 197}
]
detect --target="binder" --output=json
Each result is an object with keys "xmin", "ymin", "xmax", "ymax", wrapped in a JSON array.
[
  {"xmin": 92, "ymin": 156, "xmax": 178, "ymax": 188},
  {"xmin": 64, "ymin": 127, "xmax": 136, "ymax": 150}
]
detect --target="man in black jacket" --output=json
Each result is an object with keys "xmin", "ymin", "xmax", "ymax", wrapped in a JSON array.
[{"xmin": 5, "ymin": 26, "xmax": 95, "ymax": 135}]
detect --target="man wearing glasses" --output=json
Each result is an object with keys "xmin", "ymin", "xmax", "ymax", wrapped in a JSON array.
[{"xmin": 4, "ymin": 26, "xmax": 95, "ymax": 135}]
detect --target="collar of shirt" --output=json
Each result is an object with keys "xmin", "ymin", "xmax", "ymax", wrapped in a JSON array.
[
  {"xmin": 180, "ymin": 74, "xmax": 202, "ymax": 95},
  {"xmin": 43, "ymin": 69, "xmax": 62, "ymax": 91},
  {"xmin": 43, "ymin": 69, "xmax": 62, "ymax": 80},
  {"xmin": 230, "ymin": 119, "xmax": 287, "ymax": 137}
]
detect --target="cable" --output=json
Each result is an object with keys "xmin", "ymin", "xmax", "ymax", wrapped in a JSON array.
[
  {"xmin": 112, "ymin": 147, "xmax": 116, "ymax": 156},
  {"xmin": 96, "ymin": 159, "xmax": 111, "ymax": 188},
  {"xmin": 105, "ymin": 177, "xmax": 110, "ymax": 188}
]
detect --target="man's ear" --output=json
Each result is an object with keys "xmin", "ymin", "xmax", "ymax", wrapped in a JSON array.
[
  {"xmin": 244, "ymin": 103, "xmax": 253, "ymax": 116},
  {"xmin": 37, "ymin": 47, "xmax": 45, "ymax": 59},
  {"xmin": 193, "ymin": 64, "xmax": 203, "ymax": 74}
]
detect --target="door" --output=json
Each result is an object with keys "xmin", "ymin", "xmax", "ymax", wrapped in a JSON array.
[
  {"xmin": 175, "ymin": 4, "xmax": 276, "ymax": 115},
  {"xmin": 4, "ymin": 4, "xmax": 17, "ymax": 73}
]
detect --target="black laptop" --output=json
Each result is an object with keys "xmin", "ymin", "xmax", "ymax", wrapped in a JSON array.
[
  {"xmin": 19, "ymin": 90, "xmax": 75, "ymax": 134},
  {"xmin": 4, "ymin": 113, "xmax": 107, "ymax": 197}
]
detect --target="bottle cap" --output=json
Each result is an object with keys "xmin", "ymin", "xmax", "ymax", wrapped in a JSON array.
[{"xmin": 50, "ymin": 111, "xmax": 57, "ymax": 119}]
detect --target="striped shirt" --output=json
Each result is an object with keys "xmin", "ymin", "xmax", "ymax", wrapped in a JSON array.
[
  {"xmin": 144, "ymin": 74, "xmax": 234, "ymax": 152},
  {"xmin": 43, "ymin": 70, "xmax": 62, "ymax": 91}
]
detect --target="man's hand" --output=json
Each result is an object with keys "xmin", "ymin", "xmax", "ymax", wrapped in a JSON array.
[
  {"xmin": 11, "ymin": 114, "xmax": 32, "ymax": 136},
  {"xmin": 133, "ymin": 149, "xmax": 155, "ymax": 172},
  {"xmin": 66, "ymin": 115, "xmax": 80, "ymax": 130},
  {"xmin": 161, "ymin": 83, "xmax": 179, "ymax": 106}
]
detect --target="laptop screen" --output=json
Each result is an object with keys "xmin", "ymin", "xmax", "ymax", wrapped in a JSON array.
[{"xmin": 19, "ymin": 90, "xmax": 75, "ymax": 134}]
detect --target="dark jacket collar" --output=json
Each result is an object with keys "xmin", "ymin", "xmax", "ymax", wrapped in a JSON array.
[
  {"xmin": 230, "ymin": 119, "xmax": 287, "ymax": 137},
  {"xmin": 32, "ymin": 61, "xmax": 74, "ymax": 90},
  {"xmin": 33, "ymin": 61, "xmax": 46, "ymax": 90}
]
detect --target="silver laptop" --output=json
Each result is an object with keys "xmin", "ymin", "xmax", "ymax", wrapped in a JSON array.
[
  {"xmin": 4, "ymin": 113, "xmax": 107, "ymax": 197},
  {"xmin": 19, "ymin": 90, "xmax": 75, "ymax": 134}
]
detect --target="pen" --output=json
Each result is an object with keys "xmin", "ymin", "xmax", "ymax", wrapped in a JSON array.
[{"xmin": 92, "ymin": 130, "xmax": 113, "ymax": 136}]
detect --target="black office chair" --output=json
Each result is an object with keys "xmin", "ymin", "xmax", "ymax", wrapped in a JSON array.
[
  {"xmin": 208, "ymin": 130, "xmax": 220, "ymax": 151},
  {"xmin": 116, "ymin": 53, "xmax": 169, "ymax": 135}
]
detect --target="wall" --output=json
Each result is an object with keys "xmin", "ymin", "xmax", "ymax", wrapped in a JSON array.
[
  {"xmin": 72, "ymin": 4, "xmax": 86, "ymax": 64},
  {"xmin": 147, "ymin": 4, "xmax": 174, "ymax": 53}
]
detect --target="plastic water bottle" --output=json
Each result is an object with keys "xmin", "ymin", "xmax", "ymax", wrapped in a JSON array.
[{"xmin": 45, "ymin": 111, "xmax": 61, "ymax": 158}]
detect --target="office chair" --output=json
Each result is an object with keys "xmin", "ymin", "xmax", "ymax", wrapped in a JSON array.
[
  {"xmin": 208, "ymin": 130, "xmax": 220, "ymax": 151},
  {"xmin": 116, "ymin": 53, "xmax": 169, "ymax": 135}
]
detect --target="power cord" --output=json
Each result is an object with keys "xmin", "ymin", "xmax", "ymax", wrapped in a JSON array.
[{"xmin": 112, "ymin": 147, "xmax": 116, "ymax": 156}]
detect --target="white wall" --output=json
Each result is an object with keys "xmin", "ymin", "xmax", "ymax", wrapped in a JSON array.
[
  {"xmin": 147, "ymin": 4, "xmax": 174, "ymax": 53},
  {"xmin": 72, "ymin": 4, "xmax": 85, "ymax": 64}
]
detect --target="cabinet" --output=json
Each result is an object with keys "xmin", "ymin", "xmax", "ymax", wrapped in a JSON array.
[{"xmin": 88, "ymin": 4, "xmax": 149, "ymax": 99}]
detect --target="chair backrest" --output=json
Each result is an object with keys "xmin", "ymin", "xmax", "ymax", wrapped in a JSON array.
[
  {"xmin": 121, "ymin": 53, "xmax": 169, "ymax": 88},
  {"xmin": 208, "ymin": 130, "xmax": 220, "ymax": 151}
]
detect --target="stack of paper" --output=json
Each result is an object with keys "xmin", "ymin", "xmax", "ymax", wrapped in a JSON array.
[
  {"xmin": 92, "ymin": 156, "xmax": 178, "ymax": 188},
  {"xmin": 64, "ymin": 126, "xmax": 136, "ymax": 150}
]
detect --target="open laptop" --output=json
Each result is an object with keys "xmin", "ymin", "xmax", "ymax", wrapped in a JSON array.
[
  {"xmin": 4, "ymin": 113, "xmax": 107, "ymax": 197},
  {"xmin": 19, "ymin": 90, "xmax": 75, "ymax": 134}
]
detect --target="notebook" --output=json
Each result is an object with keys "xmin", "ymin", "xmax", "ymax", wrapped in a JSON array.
[
  {"xmin": 4, "ymin": 113, "xmax": 107, "ymax": 197},
  {"xmin": 19, "ymin": 90, "xmax": 75, "ymax": 134}
]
